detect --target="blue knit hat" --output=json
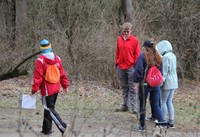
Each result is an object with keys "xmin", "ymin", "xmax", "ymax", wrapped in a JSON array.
[{"xmin": 40, "ymin": 39, "xmax": 52, "ymax": 53}]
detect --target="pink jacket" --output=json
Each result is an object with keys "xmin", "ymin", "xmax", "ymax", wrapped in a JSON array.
[{"xmin": 32, "ymin": 54, "xmax": 69, "ymax": 96}]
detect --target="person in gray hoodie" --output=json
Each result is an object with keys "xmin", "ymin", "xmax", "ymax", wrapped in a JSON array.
[{"xmin": 156, "ymin": 40, "xmax": 178, "ymax": 128}]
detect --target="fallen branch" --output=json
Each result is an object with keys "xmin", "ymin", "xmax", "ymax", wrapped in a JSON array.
[{"xmin": 0, "ymin": 51, "xmax": 41, "ymax": 81}]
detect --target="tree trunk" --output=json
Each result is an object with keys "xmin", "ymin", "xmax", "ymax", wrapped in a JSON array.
[
  {"xmin": 120, "ymin": 0, "xmax": 135, "ymax": 24},
  {"xmin": 16, "ymin": 0, "xmax": 27, "ymax": 43},
  {"xmin": 113, "ymin": 0, "xmax": 136, "ymax": 89},
  {"xmin": 4, "ymin": 0, "xmax": 16, "ymax": 50}
]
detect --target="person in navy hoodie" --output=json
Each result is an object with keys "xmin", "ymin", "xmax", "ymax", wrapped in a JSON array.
[{"xmin": 133, "ymin": 39, "xmax": 164, "ymax": 131}]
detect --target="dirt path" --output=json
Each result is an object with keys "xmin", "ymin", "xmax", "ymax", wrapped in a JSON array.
[
  {"xmin": 0, "ymin": 78, "xmax": 199, "ymax": 137},
  {"xmin": 0, "ymin": 108, "xmax": 199, "ymax": 137},
  {"xmin": 0, "ymin": 123, "xmax": 199, "ymax": 137}
]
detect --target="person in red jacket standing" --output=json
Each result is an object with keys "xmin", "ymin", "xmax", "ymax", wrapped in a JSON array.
[
  {"xmin": 115, "ymin": 22, "xmax": 141, "ymax": 114},
  {"xmin": 31, "ymin": 39, "xmax": 69, "ymax": 136}
]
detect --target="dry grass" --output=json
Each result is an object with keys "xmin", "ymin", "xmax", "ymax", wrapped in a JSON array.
[{"xmin": 0, "ymin": 76, "xmax": 200, "ymax": 137}]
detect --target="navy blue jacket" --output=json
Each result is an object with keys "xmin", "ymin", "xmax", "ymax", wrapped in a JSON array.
[{"xmin": 134, "ymin": 52, "xmax": 163, "ymax": 83}]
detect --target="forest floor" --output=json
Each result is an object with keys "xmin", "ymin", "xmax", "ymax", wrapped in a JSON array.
[{"xmin": 0, "ymin": 76, "xmax": 199, "ymax": 137}]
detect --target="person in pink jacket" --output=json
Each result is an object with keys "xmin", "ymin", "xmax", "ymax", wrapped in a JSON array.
[{"xmin": 31, "ymin": 39, "xmax": 69, "ymax": 136}]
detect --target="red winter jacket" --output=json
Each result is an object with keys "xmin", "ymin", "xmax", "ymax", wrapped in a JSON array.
[
  {"xmin": 32, "ymin": 54, "xmax": 69, "ymax": 96},
  {"xmin": 116, "ymin": 34, "xmax": 141, "ymax": 70}
]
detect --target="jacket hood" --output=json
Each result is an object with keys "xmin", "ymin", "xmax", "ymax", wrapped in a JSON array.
[
  {"xmin": 156, "ymin": 40, "xmax": 173, "ymax": 56},
  {"xmin": 43, "ymin": 57, "xmax": 57, "ymax": 65},
  {"xmin": 42, "ymin": 53, "xmax": 57, "ymax": 65}
]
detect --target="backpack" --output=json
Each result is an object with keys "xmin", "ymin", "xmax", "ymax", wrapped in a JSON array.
[
  {"xmin": 145, "ymin": 65, "xmax": 163, "ymax": 87},
  {"xmin": 44, "ymin": 56, "xmax": 61, "ymax": 83}
]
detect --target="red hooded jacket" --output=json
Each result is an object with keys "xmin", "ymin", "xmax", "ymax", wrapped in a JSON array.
[
  {"xmin": 32, "ymin": 54, "xmax": 69, "ymax": 96},
  {"xmin": 116, "ymin": 34, "xmax": 140, "ymax": 70}
]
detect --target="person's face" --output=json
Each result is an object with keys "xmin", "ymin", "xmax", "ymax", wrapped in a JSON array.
[{"xmin": 122, "ymin": 28, "xmax": 131, "ymax": 38}]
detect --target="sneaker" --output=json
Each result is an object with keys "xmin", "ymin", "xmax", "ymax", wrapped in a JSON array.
[
  {"xmin": 115, "ymin": 107, "xmax": 128, "ymax": 112},
  {"xmin": 146, "ymin": 116, "xmax": 153, "ymax": 121},
  {"xmin": 169, "ymin": 124, "xmax": 175, "ymax": 128},
  {"xmin": 154, "ymin": 119, "xmax": 158, "ymax": 123},
  {"xmin": 62, "ymin": 131, "xmax": 66, "ymax": 137},
  {"xmin": 146, "ymin": 116, "xmax": 158, "ymax": 122},
  {"xmin": 62, "ymin": 123, "xmax": 68, "ymax": 137},
  {"xmin": 133, "ymin": 124, "xmax": 145, "ymax": 132},
  {"xmin": 132, "ymin": 111, "xmax": 137, "ymax": 114},
  {"xmin": 40, "ymin": 130, "xmax": 54, "ymax": 135}
]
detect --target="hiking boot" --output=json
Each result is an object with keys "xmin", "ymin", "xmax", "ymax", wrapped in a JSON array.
[
  {"xmin": 133, "ymin": 124, "xmax": 145, "ymax": 132},
  {"xmin": 115, "ymin": 107, "xmax": 128, "ymax": 112}
]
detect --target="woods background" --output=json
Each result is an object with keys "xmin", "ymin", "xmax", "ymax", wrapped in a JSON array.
[{"xmin": 0, "ymin": 0, "xmax": 199, "ymax": 84}]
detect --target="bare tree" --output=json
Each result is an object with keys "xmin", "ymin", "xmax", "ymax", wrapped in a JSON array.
[
  {"xmin": 4, "ymin": 0, "xmax": 16, "ymax": 49},
  {"xmin": 112, "ymin": 0, "xmax": 136, "ymax": 88},
  {"xmin": 119, "ymin": 0, "xmax": 135, "ymax": 24},
  {"xmin": 16, "ymin": 0, "xmax": 27, "ymax": 43},
  {"xmin": 0, "ymin": 0, "xmax": 199, "ymax": 82}
]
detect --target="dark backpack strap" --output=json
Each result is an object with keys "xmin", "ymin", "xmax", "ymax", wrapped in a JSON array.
[{"xmin": 143, "ymin": 64, "xmax": 149, "ymax": 83}]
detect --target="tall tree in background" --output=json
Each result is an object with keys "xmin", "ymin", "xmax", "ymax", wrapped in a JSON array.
[
  {"xmin": 4, "ymin": 0, "xmax": 16, "ymax": 49},
  {"xmin": 2, "ymin": 0, "xmax": 27, "ymax": 50},
  {"xmin": 16, "ymin": 0, "xmax": 27, "ymax": 43},
  {"xmin": 0, "ymin": 0, "xmax": 199, "ymax": 82},
  {"xmin": 120, "ymin": 0, "xmax": 135, "ymax": 24},
  {"xmin": 113, "ymin": 0, "xmax": 135, "ymax": 88}
]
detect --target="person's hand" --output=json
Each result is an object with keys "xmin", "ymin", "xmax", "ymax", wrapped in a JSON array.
[
  {"xmin": 30, "ymin": 91, "xmax": 35, "ymax": 96},
  {"xmin": 62, "ymin": 88, "xmax": 68, "ymax": 95}
]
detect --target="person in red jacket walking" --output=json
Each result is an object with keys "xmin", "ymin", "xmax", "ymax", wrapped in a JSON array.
[
  {"xmin": 115, "ymin": 22, "xmax": 141, "ymax": 114},
  {"xmin": 31, "ymin": 39, "xmax": 69, "ymax": 136}
]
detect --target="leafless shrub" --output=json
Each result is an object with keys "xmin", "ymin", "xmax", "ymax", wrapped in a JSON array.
[
  {"xmin": 0, "ymin": 0, "xmax": 199, "ymax": 83},
  {"xmin": 133, "ymin": 0, "xmax": 200, "ymax": 82}
]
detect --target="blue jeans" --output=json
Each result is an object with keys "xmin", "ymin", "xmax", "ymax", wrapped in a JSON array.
[
  {"xmin": 161, "ymin": 89, "xmax": 175, "ymax": 125},
  {"xmin": 117, "ymin": 66, "xmax": 137, "ymax": 112},
  {"xmin": 139, "ymin": 84, "xmax": 163, "ymax": 127},
  {"xmin": 149, "ymin": 90, "xmax": 161, "ymax": 119}
]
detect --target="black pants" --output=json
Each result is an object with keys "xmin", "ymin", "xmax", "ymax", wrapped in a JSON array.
[
  {"xmin": 139, "ymin": 84, "xmax": 147, "ymax": 127},
  {"xmin": 42, "ymin": 93, "xmax": 66, "ymax": 134}
]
